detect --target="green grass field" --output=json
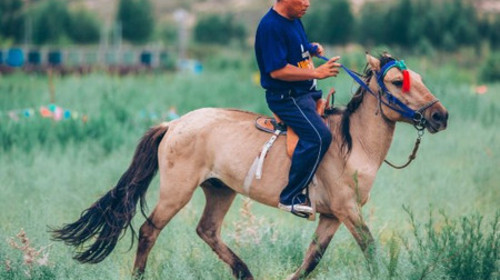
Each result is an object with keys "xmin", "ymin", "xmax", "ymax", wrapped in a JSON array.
[{"xmin": 0, "ymin": 54, "xmax": 499, "ymax": 279}]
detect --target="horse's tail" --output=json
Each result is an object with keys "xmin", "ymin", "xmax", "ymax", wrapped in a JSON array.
[{"xmin": 50, "ymin": 123, "xmax": 169, "ymax": 263}]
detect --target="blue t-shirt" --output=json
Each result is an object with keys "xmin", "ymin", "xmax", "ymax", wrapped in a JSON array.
[{"xmin": 255, "ymin": 8, "xmax": 316, "ymax": 93}]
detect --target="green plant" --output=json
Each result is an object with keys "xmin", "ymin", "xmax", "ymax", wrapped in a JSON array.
[
  {"xmin": 66, "ymin": 9, "xmax": 100, "ymax": 44},
  {"xmin": 31, "ymin": 0, "xmax": 70, "ymax": 45},
  {"xmin": 304, "ymin": 0, "xmax": 354, "ymax": 45},
  {"xmin": 117, "ymin": 0, "xmax": 154, "ymax": 44},
  {"xmin": 193, "ymin": 13, "xmax": 247, "ymax": 46},
  {"xmin": 480, "ymin": 52, "xmax": 500, "ymax": 82},
  {"xmin": 0, "ymin": 0, "xmax": 25, "ymax": 43},
  {"xmin": 401, "ymin": 207, "xmax": 500, "ymax": 280}
]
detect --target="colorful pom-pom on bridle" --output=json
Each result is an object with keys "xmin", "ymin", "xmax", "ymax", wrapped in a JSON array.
[
  {"xmin": 402, "ymin": 69, "xmax": 411, "ymax": 93},
  {"xmin": 381, "ymin": 60, "xmax": 411, "ymax": 93}
]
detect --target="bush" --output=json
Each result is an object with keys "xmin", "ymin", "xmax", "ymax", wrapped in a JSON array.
[
  {"xmin": 158, "ymin": 21, "xmax": 178, "ymax": 46},
  {"xmin": 304, "ymin": 0, "xmax": 354, "ymax": 45},
  {"xmin": 399, "ymin": 207, "xmax": 500, "ymax": 280},
  {"xmin": 480, "ymin": 52, "xmax": 500, "ymax": 82},
  {"xmin": 193, "ymin": 13, "xmax": 247, "ymax": 45},
  {"xmin": 117, "ymin": 0, "xmax": 154, "ymax": 44},
  {"xmin": 386, "ymin": 0, "xmax": 412, "ymax": 47},
  {"xmin": 66, "ymin": 9, "xmax": 101, "ymax": 44},
  {"xmin": 31, "ymin": 0, "xmax": 70, "ymax": 45},
  {"xmin": 357, "ymin": 2, "xmax": 390, "ymax": 47},
  {"xmin": 0, "ymin": 0, "xmax": 25, "ymax": 42},
  {"xmin": 488, "ymin": 16, "xmax": 500, "ymax": 49},
  {"xmin": 415, "ymin": 37, "xmax": 436, "ymax": 56}
]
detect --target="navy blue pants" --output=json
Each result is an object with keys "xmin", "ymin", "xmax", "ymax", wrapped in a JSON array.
[{"xmin": 266, "ymin": 90, "xmax": 332, "ymax": 205}]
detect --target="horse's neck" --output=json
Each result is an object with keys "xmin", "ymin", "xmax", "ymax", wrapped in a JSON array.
[{"xmin": 349, "ymin": 87, "xmax": 396, "ymax": 166}]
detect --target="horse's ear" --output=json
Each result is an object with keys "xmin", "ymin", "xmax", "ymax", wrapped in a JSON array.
[{"xmin": 366, "ymin": 53, "xmax": 381, "ymax": 72}]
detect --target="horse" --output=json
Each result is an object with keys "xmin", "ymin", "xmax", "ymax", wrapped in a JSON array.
[{"xmin": 51, "ymin": 53, "xmax": 448, "ymax": 279}]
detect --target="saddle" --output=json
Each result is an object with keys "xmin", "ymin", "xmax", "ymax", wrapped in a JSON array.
[{"xmin": 255, "ymin": 89, "xmax": 335, "ymax": 158}]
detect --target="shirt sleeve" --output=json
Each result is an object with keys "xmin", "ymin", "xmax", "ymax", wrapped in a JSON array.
[{"xmin": 257, "ymin": 24, "xmax": 288, "ymax": 74}]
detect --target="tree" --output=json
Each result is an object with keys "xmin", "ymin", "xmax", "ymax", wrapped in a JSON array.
[
  {"xmin": 66, "ymin": 9, "xmax": 101, "ymax": 44},
  {"xmin": 31, "ymin": 0, "xmax": 69, "ymax": 45},
  {"xmin": 357, "ymin": 2, "xmax": 390, "ymax": 46},
  {"xmin": 303, "ymin": 0, "xmax": 354, "ymax": 45},
  {"xmin": 489, "ymin": 16, "xmax": 500, "ymax": 49},
  {"xmin": 193, "ymin": 13, "xmax": 247, "ymax": 45},
  {"xmin": 449, "ymin": 0, "xmax": 479, "ymax": 46},
  {"xmin": 0, "ymin": 0, "xmax": 25, "ymax": 42},
  {"xmin": 117, "ymin": 0, "xmax": 154, "ymax": 44},
  {"xmin": 387, "ymin": 0, "xmax": 412, "ymax": 47},
  {"xmin": 323, "ymin": 0, "xmax": 354, "ymax": 45}
]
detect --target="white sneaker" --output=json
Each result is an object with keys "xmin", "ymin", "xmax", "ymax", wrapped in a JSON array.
[{"xmin": 278, "ymin": 202, "xmax": 314, "ymax": 215}]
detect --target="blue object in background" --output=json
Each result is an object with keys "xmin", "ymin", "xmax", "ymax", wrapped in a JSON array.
[
  {"xmin": 0, "ymin": 50, "xmax": 3, "ymax": 64},
  {"xmin": 140, "ymin": 51, "xmax": 152, "ymax": 66},
  {"xmin": 64, "ymin": 110, "xmax": 71, "ymax": 120},
  {"xmin": 194, "ymin": 61, "xmax": 203, "ymax": 74},
  {"xmin": 28, "ymin": 50, "xmax": 42, "ymax": 65},
  {"xmin": 48, "ymin": 50, "xmax": 62, "ymax": 65},
  {"xmin": 178, "ymin": 59, "xmax": 203, "ymax": 74},
  {"xmin": 7, "ymin": 48, "xmax": 24, "ymax": 67}
]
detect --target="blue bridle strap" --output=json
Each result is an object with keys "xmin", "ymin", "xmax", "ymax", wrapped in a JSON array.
[{"xmin": 376, "ymin": 60, "xmax": 416, "ymax": 119}]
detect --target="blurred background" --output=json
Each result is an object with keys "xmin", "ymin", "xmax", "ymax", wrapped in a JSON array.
[
  {"xmin": 0, "ymin": 1, "xmax": 499, "ymax": 279},
  {"xmin": 0, "ymin": 0, "xmax": 499, "ymax": 77}
]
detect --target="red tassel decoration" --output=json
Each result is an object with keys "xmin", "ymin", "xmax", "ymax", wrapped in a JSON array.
[{"xmin": 402, "ymin": 70, "xmax": 411, "ymax": 93}]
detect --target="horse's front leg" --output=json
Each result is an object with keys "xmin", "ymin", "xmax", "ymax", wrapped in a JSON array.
[
  {"xmin": 287, "ymin": 214, "xmax": 341, "ymax": 280},
  {"xmin": 343, "ymin": 209, "xmax": 378, "ymax": 275}
]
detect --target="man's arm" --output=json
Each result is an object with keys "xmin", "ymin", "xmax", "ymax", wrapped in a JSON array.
[{"xmin": 270, "ymin": 56, "xmax": 341, "ymax": 82}]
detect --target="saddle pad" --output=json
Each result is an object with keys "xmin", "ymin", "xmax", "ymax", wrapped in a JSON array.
[
  {"xmin": 255, "ymin": 93, "xmax": 333, "ymax": 158},
  {"xmin": 255, "ymin": 115, "xmax": 298, "ymax": 158}
]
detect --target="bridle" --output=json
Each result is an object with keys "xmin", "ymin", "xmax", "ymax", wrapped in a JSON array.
[
  {"xmin": 341, "ymin": 59, "xmax": 439, "ymax": 131},
  {"xmin": 317, "ymin": 53, "xmax": 439, "ymax": 169}
]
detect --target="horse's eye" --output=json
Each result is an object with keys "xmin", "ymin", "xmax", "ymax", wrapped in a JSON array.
[{"xmin": 392, "ymin": 80, "xmax": 403, "ymax": 87}]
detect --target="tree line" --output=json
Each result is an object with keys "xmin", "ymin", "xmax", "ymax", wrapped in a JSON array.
[
  {"xmin": 304, "ymin": 0, "xmax": 500, "ymax": 51},
  {"xmin": 1, "ymin": 0, "xmax": 499, "ymax": 51},
  {"xmin": 0, "ymin": 0, "xmax": 154, "ymax": 45}
]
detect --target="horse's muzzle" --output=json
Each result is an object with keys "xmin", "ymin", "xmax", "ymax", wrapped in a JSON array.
[{"xmin": 425, "ymin": 105, "xmax": 448, "ymax": 133}]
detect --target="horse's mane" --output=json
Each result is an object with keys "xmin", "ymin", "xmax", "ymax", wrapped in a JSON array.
[{"xmin": 339, "ymin": 55, "xmax": 395, "ymax": 155}]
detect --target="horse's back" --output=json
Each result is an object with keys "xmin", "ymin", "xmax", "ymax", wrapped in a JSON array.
[
  {"xmin": 186, "ymin": 107, "xmax": 259, "ymax": 121},
  {"xmin": 160, "ymin": 107, "xmax": 293, "ymax": 202}
]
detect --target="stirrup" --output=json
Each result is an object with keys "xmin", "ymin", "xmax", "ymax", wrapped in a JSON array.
[
  {"xmin": 291, "ymin": 192, "xmax": 315, "ymax": 220},
  {"xmin": 278, "ymin": 201, "xmax": 314, "ymax": 219},
  {"xmin": 291, "ymin": 208, "xmax": 311, "ymax": 219}
]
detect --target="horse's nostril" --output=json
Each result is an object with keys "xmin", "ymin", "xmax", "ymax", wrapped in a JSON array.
[{"xmin": 432, "ymin": 112, "xmax": 442, "ymax": 122}]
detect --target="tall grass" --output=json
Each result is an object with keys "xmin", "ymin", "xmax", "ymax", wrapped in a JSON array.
[
  {"xmin": 396, "ymin": 207, "xmax": 500, "ymax": 280},
  {"xmin": 0, "ymin": 55, "xmax": 498, "ymax": 279}
]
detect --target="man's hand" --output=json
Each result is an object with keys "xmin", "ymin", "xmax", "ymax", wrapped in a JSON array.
[
  {"xmin": 313, "ymin": 56, "xmax": 341, "ymax": 79},
  {"xmin": 310, "ymin": 42, "xmax": 324, "ymax": 57},
  {"xmin": 270, "ymin": 56, "xmax": 341, "ymax": 82}
]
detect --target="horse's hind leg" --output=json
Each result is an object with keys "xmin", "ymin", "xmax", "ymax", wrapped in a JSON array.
[
  {"xmin": 288, "ymin": 214, "xmax": 341, "ymax": 280},
  {"xmin": 133, "ymin": 168, "xmax": 198, "ymax": 277},
  {"xmin": 197, "ymin": 179, "xmax": 253, "ymax": 280}
]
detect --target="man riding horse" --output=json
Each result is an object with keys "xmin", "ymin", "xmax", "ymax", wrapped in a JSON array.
[
  {"xmin": 51, "ymin": 1, "xmax": 449, "ymax": 279},
  {"xmin": 255, "ymin": 0, "xmax": 341, "ymax": 216}
]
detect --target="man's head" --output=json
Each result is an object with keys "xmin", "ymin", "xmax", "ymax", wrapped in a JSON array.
[{"xmin": 275, "ymin": 0, "xmax": 310, "ymax": 20}]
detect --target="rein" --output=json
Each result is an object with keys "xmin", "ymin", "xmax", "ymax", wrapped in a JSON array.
[
  {"xmin": 315, "ymin": 53, "xmax": 437, "ymax": 169},
  {"xmin": 383, "ymin": 129, "xmax": 423, "ymax": 169}
]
